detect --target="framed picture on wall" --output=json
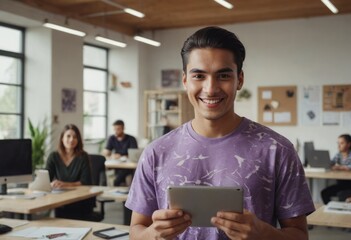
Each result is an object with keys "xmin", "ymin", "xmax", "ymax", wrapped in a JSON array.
[
  {"xmin": 161, "ymin": 69, "xmax": 181, "ymax": 88},
  {"xmin": 62, "ymin": 88, "xmax": 76, "ymax": 112}
]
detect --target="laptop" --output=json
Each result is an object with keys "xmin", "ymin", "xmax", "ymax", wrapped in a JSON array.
[
  {"xmin": 29, "ymin": 169, "xmax": 72, "ymax": 193},
  {"xmin": 127, "ymin": 148, "xmax": 144, "ymax": 163},
  {"xmin": 308, "ymin": 150, "xmax": 331, "ymax": 169},
  {"xmin": 29, "ymin": 169, "xmax": 52, "ymax": 192}
]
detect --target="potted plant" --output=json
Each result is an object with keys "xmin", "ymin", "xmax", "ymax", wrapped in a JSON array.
[{"xmin": 28, "ymin": 118, "xmax": 50, "ymax": 171}]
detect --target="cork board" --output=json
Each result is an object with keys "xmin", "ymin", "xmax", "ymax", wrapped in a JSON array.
[
  {"xmin": 323, "ymin": 85, "xmax": 351, "ymax": 111},
  {"xmin": 258, "ymin": 86, "xmax": 297, "ymax": 126}
]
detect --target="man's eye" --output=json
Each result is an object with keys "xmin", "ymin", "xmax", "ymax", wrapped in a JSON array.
[
  {"xmin": 192, "ymin": 74, "xmax": 205, "ymax": 80},
  {"xmin": 218, "ymin": 73, "xmax": 231, "ymax": 79}
]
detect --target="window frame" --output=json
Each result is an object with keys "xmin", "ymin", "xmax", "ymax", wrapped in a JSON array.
[
  {"xmin": 0, "ymin": 22, "xmax": 25, "ymax": 139},
  {"xmin": 83, "ymin": 43, "xmax": 109, "ymax": 141}
]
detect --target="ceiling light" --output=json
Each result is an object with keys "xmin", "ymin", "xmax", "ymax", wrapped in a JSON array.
[
  {"xmin": 43, "ymin": 21, "xmax": 86, "ymax": 37},
  {"xmin": 321, "ymin": 0, "xmax": 339, "ymax": 14},
  {"xmin": 214, "ymin": 0, "xmax": 233, "ymax": 10},
  {"xmin": 95, "ymin": 36, "xmax": 127, "ymax": 48},
  {"xmin": 134, "ymin": 36, "xmax": 161, "ymax": 47},
  {"xmin": 124, "ymin": 8, "xmax": 145, "ymax": 18}
]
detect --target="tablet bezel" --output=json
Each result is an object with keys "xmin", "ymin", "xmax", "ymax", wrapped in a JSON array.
[{"xmin": 167, "ymin": 185, "xmax": 243, "ymax": 227}]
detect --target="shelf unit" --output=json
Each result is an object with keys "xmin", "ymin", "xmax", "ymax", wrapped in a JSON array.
[{"xmin": 144, "ymin": 89, "xmax": 194, "ymax": 141}]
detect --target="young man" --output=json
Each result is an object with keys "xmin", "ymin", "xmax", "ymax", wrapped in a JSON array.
[
  {"xmin": 102, "ymin": 120, "xmax": 138, "ymax": 186},
  {"xmin": 126, "ymin": 27, "xmax": 315, "ymax": 239}
]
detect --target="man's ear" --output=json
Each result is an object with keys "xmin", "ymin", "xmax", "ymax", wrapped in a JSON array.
[
  {"xmin": 182, "ymin": 71, "xmax": 187, "ymax": 90},
  {"xmin": 237, "ymin": 70, "xmax": 244, "ymax": 90}
]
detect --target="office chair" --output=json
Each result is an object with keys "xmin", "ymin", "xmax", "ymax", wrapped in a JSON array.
[{"xmin": 88, "ymin": 154, "xmax": 114, "ymax": 221}]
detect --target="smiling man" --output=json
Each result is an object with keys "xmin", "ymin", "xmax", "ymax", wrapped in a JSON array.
[{"xmin": 125, "ymin": 26, "xmax": 315, "ymax": 240}]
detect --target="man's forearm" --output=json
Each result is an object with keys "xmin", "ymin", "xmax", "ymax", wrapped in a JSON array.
[{"xmin": 130, "ymin": 224, "xmax": 153, "ymax": 240}]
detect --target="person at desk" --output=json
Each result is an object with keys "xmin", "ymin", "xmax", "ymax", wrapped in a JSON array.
[
  {"xmin": 321, "ymin": 134, "xmax": 351, "ymax": 204},
  {"xmin": 46, "ymin": 124, "xmax": 95, "ymax": 220},
  {"xmin": 125, "ymin": 26, "xmax": 314, "ymax": 240},
  {"xmin": 102, "ymin": 120, "xmax": 138, "ymax": 186}
]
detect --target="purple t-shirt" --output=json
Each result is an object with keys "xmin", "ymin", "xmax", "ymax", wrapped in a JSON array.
[{"xmin": 126, "ymin": 118, "xmax": 315, "ymax": 239}]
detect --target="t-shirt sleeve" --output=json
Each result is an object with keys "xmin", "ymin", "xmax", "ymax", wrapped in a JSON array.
[
  {"xmin": 130, "ymin": 136, "xmax": 138, "ymax": 149},
  {"xmin": 79, "ymin": 153, "xmax": 92, "ymax": 185},
  {"xmin": 105, "ymin": 136, "xmax": 113, "ymax": 151},
  {"xmin": 125, "ymin": 147, "xmax": 158, "ymax": 216},
  {"xmin": 275, "ymin": 147, "xmax": 315, "ymax": 220}
]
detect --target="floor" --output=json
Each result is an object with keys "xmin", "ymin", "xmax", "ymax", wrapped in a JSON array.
[{"xmin": 101, "ymin": 202, "xmax": 351, "ymax": 239}]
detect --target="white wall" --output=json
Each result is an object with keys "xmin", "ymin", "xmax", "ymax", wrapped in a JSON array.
[
  {"xmin": 146, "ymin": 14, "xmax": 351, "ymax": 160},
  {"xmin": 109, "ymin": 41, "xmax": 140, "ymax": 138},
  {"xmin": 51, "ymin": 30, "xmax": 84, "ymax": 147}
]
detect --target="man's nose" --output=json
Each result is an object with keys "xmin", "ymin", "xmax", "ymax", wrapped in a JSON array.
[{"xmin": 203, "ymin": 77, "xmax": 219, "ymax": 96}]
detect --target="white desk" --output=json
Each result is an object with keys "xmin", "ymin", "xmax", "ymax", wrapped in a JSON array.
[
  {"xmin": 307, "ymin": 205, "xmax": 351, "ymax": 228},
  {"xmin": 105, "ymin": 159, "xmax": 138, "ymax": 170}
]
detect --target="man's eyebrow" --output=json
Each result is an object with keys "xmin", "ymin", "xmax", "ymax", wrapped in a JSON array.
[
  {"xmin": 216, "ymin": 68, "xmax": 234, "ymax": 73},
  {"xmin": 189, "ymin": 68, "xmax": 207, "ymax": 74}
]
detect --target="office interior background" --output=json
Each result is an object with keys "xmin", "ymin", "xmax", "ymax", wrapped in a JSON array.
[{"xmin": 0, "ymin": 0, "xmax": 351, "ymax": 238}]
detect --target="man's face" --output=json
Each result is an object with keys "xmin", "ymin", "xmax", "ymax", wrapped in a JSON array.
[
  {"xmin": 113, "ymin": 125, "xmax": 124, "ymax": 137},
  {"xmin": 182, "ymin": 48, "xmax": 243, "ymax": 121}
]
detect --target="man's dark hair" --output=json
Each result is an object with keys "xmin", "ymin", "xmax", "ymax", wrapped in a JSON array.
[
  {"xmin": 181, "ymin": 26, "xmax": 246, "ymax": 74},
  {"xmin": 113, "ymin": 120, "xmax": 124, "ymax": 127}
]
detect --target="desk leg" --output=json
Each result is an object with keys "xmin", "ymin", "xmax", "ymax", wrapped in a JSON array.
[{"xmin": 123, "ymin": 201, "xmax": 132, "ymax": 225}]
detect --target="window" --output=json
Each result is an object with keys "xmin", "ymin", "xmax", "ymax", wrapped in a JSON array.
[
  {"xmin": 83, "ymin": 44, "xmax": 108, "ymax": 140},
  {"xmin": 0, "ymin": 23, "xmax": 25, "ymax": 139}
]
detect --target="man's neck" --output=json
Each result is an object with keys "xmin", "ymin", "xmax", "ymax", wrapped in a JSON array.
[
  {"xmin": 116, "ymin": 133, "xmax": 125, "ymax": 140},
  {"xmin": 191, "ymin": 112, "xmax": 242, "ymax": 138}
]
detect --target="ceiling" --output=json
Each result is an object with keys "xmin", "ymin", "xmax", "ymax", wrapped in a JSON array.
[{"xmin": 16, "ymin": 0, "xmax": 351, "ymax": 36}]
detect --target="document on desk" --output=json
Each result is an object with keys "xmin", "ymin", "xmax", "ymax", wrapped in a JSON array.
[
  {"xmin": 324, "ymin": 201, "xmax": 351, "ymax": 214},
  {"xmin": 8, "ymin": 226, "xmax": 91, "ymax": 239}
]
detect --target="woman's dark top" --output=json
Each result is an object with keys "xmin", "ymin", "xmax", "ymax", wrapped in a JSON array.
[
  {"xmin": 46, "ymin": 151, "xmax": 92, "ymax": 185},
  {"xmin": 45, "ymin": 151, "xmax": 94, "ymax": 218}
]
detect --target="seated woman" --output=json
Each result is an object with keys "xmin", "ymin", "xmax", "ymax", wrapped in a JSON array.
[
  {"xmin": 46, "ymin": 124, "xmax": 95, "ymax": 220},
  {"xmin": 321, "ymin": 134, "xmax": 351, "ymax": 204}
]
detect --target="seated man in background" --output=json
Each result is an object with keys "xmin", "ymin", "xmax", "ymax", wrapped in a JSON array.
[
  {"xmin": 321, "ymin": 134, "xmax": 351, "ymax": 204},
  {"xmin": 102, "ymin": 120, "xmax": 138, "ymax": 186}
]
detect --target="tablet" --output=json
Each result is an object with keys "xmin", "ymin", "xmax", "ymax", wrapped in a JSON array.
[{"xmin": 167, "ymin": 185, "xmax": 243, "ymax": 227}]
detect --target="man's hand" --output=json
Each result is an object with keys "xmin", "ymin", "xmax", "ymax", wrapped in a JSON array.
[
  {"xmin": 112, "ymin": 153, "xmax": 122, "ymax": 159},
  {"xmin": 147, "ymin": 209, "xmax": 191, "ymax": 240},
  {"xmin": 211, "ymin": 210, "xmax": 265, "ymax": 240}
]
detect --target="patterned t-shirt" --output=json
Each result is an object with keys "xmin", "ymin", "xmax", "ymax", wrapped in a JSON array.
[{"xmin": 125, "ymin": 118, "xmax": 315, "ymax": 239}]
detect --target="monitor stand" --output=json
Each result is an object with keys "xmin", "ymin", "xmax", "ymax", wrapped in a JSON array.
[{"xmin": 0, "ymin": 183, "xmax": 25, "ymax": 195}]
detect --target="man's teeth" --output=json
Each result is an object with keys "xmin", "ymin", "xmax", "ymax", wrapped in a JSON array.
[{"xmin": 202, "ymin": 99, "xmax": 221, "ymax": 104}]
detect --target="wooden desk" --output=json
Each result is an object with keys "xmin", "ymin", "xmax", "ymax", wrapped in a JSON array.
[
  {"xmin": 105, "ymin": 160, "xmax": 138, "ymax": 169},
  {"xmin": 305, "ymin": 170, "xmax": 351, "ymax": 180},
  {"xmin": 0, "ymin": 186, "xmax": 102, "ymax": 218},
  {"xmin": 1, "ymin": 217, "xmax": 129, "ymax": 239},
  {"xmin": 307, "ymin": 205, "xmax": 351, "ymax": 228}
]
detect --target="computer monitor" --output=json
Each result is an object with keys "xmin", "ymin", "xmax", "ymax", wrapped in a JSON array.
[
  {"xmin": 304, "ymin": 141, "xmax": 315, "ymax": 166},
  {"xmin": 0, "ymin": 139, "xmax": 33, "ymax": 195}
]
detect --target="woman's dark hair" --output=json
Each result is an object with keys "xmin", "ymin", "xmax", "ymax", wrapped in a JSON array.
[
  {"xmin": 58, "ymin": 124, "xmax": 84, "ymax": 156},
  {"xmin": 181, "ymin": 26, "xmax": 246, "ymax": 74},
  {"xmin": 339, "ymin": 134, "xmax": 351, "ymax": 150}
]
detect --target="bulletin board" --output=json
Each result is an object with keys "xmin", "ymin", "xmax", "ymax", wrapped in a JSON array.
[
  {"xmin": 258, "ymin": 86, "xmax": 297, "ymax": 126},
  {"xmin": 323, "ymin": 85, "xmax": 351, "ymax": 111}
]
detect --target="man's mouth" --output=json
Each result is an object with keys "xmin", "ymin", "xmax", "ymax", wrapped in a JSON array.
[{"xmin": 199, "ymin": 98, "xmax": 224, "ymax": 105}]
